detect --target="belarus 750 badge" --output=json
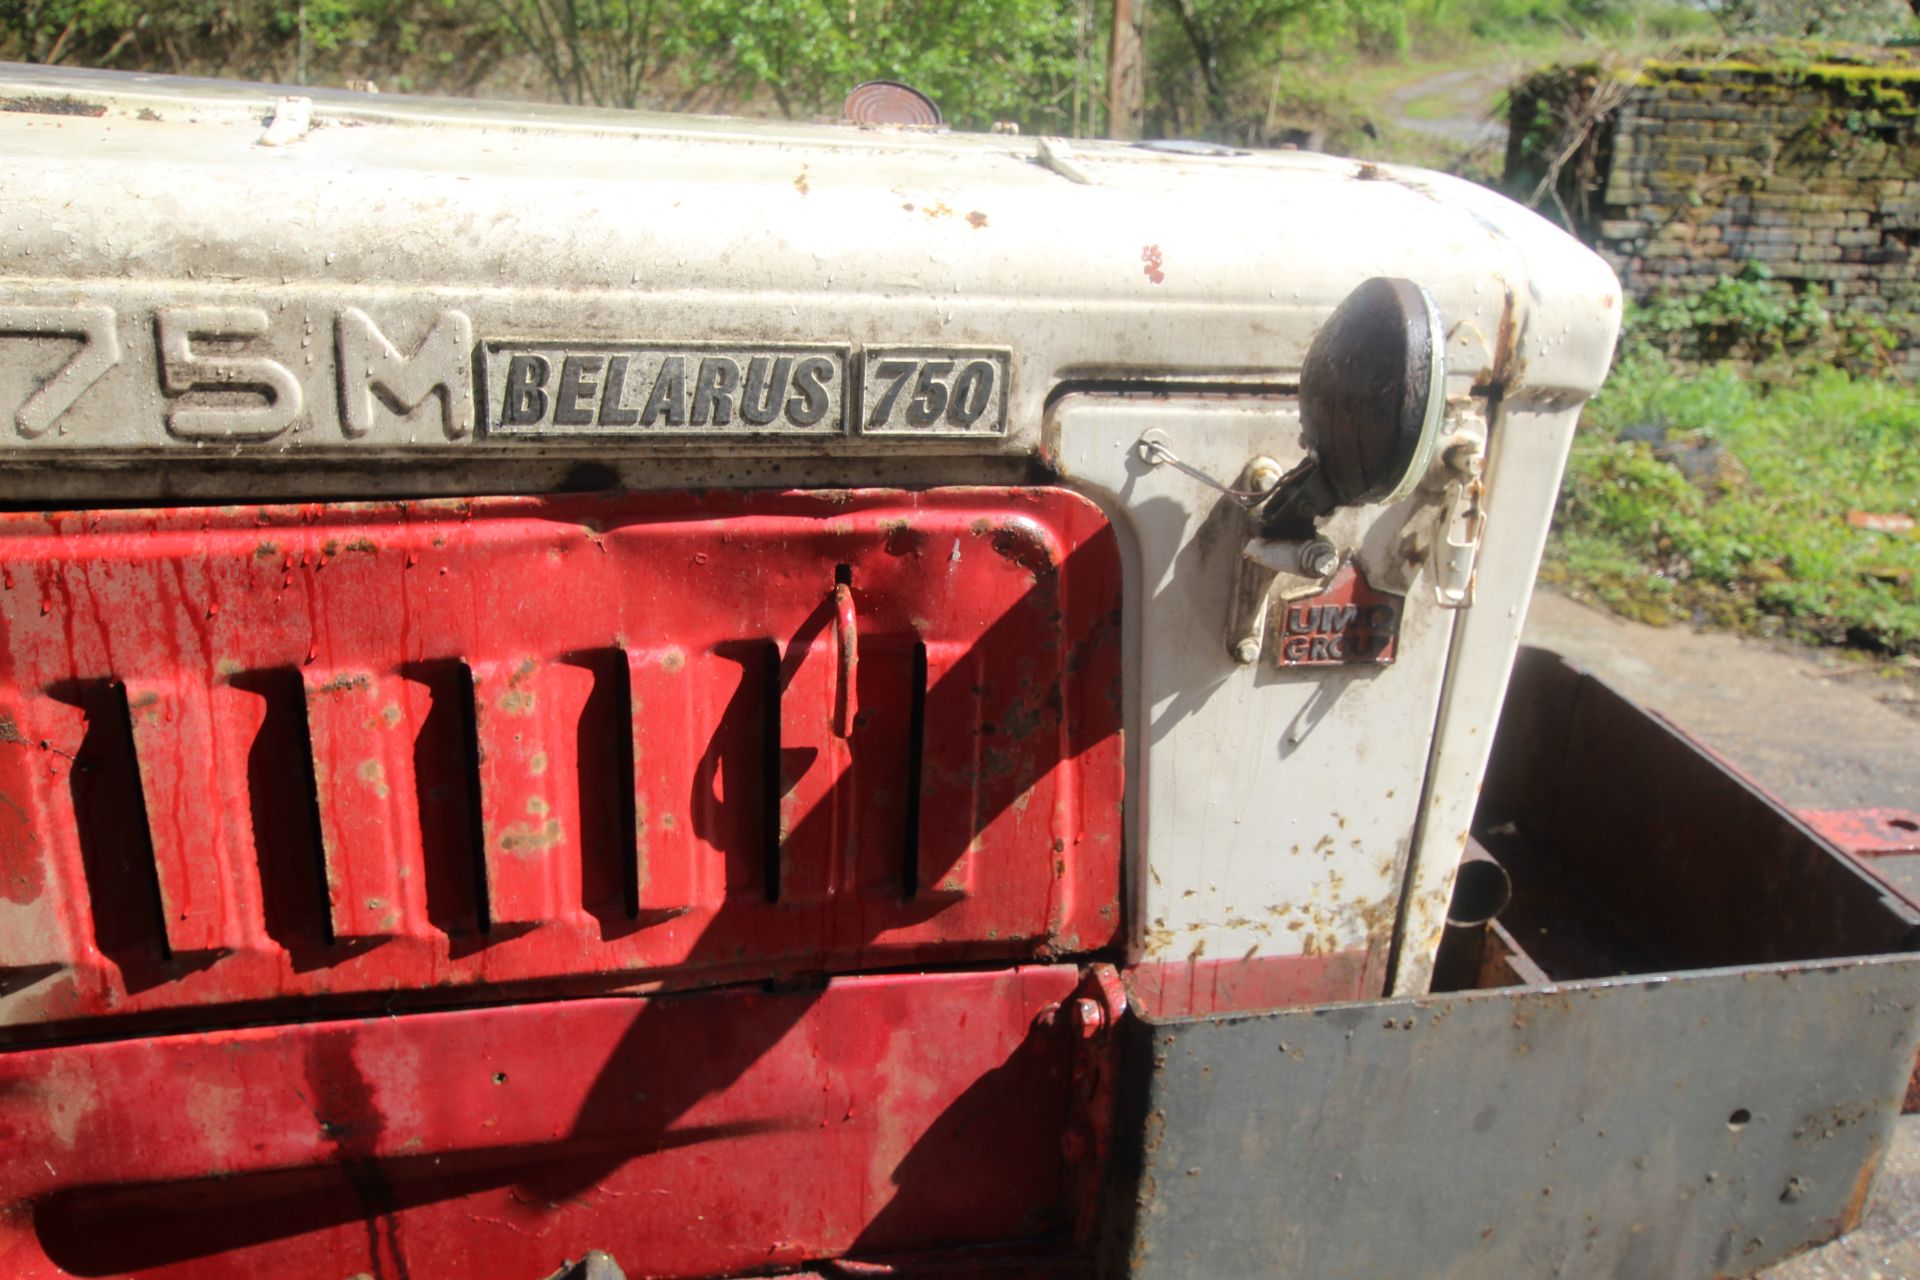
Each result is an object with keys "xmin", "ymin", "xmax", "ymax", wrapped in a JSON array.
[{"xmin": 1269, "ymin": 563, "xmax": 1403, "ymax": 667}]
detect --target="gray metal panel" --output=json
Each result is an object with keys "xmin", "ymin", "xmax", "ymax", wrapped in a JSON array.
[{"xmin": 1118, "ymin": 957, "xmax": 1920, "ymax": 1280}]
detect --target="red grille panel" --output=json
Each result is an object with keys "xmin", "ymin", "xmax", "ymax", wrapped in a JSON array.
[{"xmin": 0, "ymin": 489, "xmax": 1123, "ymax": 1031}]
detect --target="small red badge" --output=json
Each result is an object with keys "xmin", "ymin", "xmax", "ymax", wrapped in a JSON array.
[{"xmin": 1271, "ymin": 563, "xmax": 1403, "ymax": 667}]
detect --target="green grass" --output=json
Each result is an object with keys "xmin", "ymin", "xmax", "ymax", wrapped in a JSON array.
[{"xmin": 1544, "ymin": 351, "xmax": 1920, "ymax": 653}]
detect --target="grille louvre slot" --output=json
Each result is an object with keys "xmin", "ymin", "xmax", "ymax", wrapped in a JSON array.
[
  {"xmin": 232, "ymin": 667, "xmax": 333, "ymax": 952},
  {"xmin": 62, "ymin": 678, "xmax": 172, "ymax": 967}
]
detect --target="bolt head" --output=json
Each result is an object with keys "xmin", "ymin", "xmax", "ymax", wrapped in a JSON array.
[
  {"xmin": 1300, "ymin": 541, "xmax": 1340, "ymax": 578},
  {"xmin": 1247, "ymin": 455, "xmax": 1284, "ymax": 493},
  {"xmin": 1233, "ymin": 638, "xmax": 1261, "ymax": 665},
  {"xmin": 1073, "ymin": 997, "xmax": 1105, "ymax": 1037}
]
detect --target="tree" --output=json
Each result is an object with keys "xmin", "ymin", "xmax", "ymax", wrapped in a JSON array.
[
  {"xmin": 1149, "ymin": 0, "xmax": 1405, "ymax": 141},
  {"xmin": 686, "ymin": 0, "xmax": 1085, "ymax": 131},
  {"xmin": 485, "ymin": 0, "xmax": 692, "ymax": 109}
]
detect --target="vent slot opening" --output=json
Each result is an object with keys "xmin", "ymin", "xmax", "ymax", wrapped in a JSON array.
[
  {"xmin": 232, "ymin": 668, "xmax": 333, "ymax": 951},
  {"xmin": 903, "ymin": 641, "xmax": 928, "ymax": 900},
  {"xmin": 761, "ymin": 639, "xmax": 783, "ymax": 904},
  {"xmin": 457, "ymin": 661, "xmax": 491, "ymax": 936},
  {"xmin": 400, "ymin": 659, "xmax": 488, "ymax": 941},
  {"xmin": 51, "ymin": 678, "xmax": 171, "ymax": 966},
  {"xmin": 567, "ymin": 648, "xmax": 639, "ymax": 926}
]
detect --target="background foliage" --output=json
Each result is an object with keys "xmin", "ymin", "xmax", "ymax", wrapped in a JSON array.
[
  {"xmin": 1545, "ymin": 303, "xmax": 1920, "ymax": 656},
  {"xmin": 10, "ymin": 0, "xmax": 1910, "ymax": 137}
]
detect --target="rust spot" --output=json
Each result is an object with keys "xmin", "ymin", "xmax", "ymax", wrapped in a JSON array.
[
  {"xmin": 1481, "ymin": 280, "xmax": 1521, "ymax": 389},
  {"xmin": 1795, "ymin": 1101, "xmax": 1872, "ymax": 1146},
  {"xmin": 253, "ymin": 541, "xmax": 279, "ymax": 560},
  {"xmin": 312, "ymin": 672, "xmax": 371, "ymax": 696},
  {"xmin": 989, "ymin": 522, "xmax": 1057, "ymax": 578},
  {"xmin": 924, "ymin": 201, "xmax": 953, "ymax": 219},
  {"xmin": 1000, "ymin": 701, "xmax": 1042, "ymax": 739},
  {"xmin": 901, "ymin": 202, "xmax": 915, "ymax": 212},
  {"xmin": 794, "ymin": 168, "xmax": 811, "ymax": 196},
  {"xmin": 1841, "ymin": 1152, "xmax": 1879, "ymax": 1231},
  {"xmin": 882, "ymin": 519, "xmax": 927, "ymax": 557},
  {"xmin": 660, "ymin": 648, "xmax": 686, "ymax": 673},
  {"xmin": 633, "ymin": 795, "xmax": 651, "ymax": 887},
  {"xmin": 1355, "ymin": 162, "xmax": 1384, "ymax": 180},
  {"xmin": 499, "ymin": 818, "xmax": 563, "ymax": 856},
  {"xmin": 498, "ymin": 689, "xmax": 535, "ymax": 716},
  {"xmin": 966, "ymin": 210, "xmax": 988, "ymax": 229},
  {"xmin": 979, "ymin": 745, "xmax": 1017, "ymax": 780},
  {"xmin": 344, "ymin": 538, "xmax": 377, "ymax": 554},
  {"xmin": 356, "ymin": 758, "xmax": 389, "ymax": 798},
  {"xmin": 1141, "ymin": 244, "xmax": 1165, "ymax": 285},
  {"xmin": 0, "ymin": 713, "xmax": 23, "ymax": 745}
]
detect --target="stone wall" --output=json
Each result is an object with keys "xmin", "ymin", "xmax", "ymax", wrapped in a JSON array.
[{"xmin": 1508, "ymin": 55, "xmax": 1920, "ymax": 372}]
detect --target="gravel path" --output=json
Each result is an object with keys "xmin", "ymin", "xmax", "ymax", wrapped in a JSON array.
[{"xmin": 1381, "ymin": 62, "xmax": 1517, "ymax": 149}]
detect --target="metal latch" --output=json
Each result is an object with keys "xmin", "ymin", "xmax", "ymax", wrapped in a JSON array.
[{"xmin": 1432, "ymin": 436, "xmax": 1485, "ymax": 609}]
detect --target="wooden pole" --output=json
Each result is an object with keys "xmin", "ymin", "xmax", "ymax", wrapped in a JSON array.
[{"xmin": 1106, "ymin": 0, "xmax": 1144, "ymax": 140}]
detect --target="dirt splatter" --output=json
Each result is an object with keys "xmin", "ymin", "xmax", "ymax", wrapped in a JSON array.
[{"xmin": 2, "ymin": 95, "xmax": 105, "ymax": 118}]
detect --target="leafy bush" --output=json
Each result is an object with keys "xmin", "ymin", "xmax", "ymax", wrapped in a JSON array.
[
  {"xmin": 1551, "ymin": 348, "xmax": 1920, "ymax": 652},
  {"xmin": 1628, "ymin": 262, "xmax": 1915, "ymax": 374}
]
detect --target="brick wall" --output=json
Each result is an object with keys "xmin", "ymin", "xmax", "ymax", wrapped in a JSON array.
[{"xmin": 1510, "ymin": 58, "xmax": 1920, "ymax": 371}]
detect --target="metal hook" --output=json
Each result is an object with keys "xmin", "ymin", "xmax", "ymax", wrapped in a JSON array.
[{"xmin": 1135, "ymin": 430, "xmax": 1290, "ymax": 508}]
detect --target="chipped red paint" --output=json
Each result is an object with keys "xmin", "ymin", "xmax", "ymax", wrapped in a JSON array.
[
  {"xmin": 0, "ymin": 966, "xmax": 1102, "ymax": 1279},
  {"xmin": 1124, "ymin": 952, "xmax": 1384, "ymax": 1020},
  {"xmin": 0, "ymin": 489, "xmax": 1123, "ymax": 1034},
  {"xmin": 1139, "ymin": 245, "xmax": 1164, "ymax": 285},
  {"xmin": 1799, "ymin": 808, "xmax": 1920, "ymax": 862}
]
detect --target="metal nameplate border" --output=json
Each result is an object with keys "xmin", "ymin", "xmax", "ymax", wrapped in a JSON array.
[
  {"xmin": 478, "ymin": 339, "xmax": 854, "ymax": 438},
  {"xmin": 857, "ymin": 345, "xmax": 1012, "ymax": 439}
]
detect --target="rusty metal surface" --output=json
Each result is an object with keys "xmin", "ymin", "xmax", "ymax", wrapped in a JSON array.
[
  {"xmin": 1479, "ymin": 647, "xmax": 1920, "ymax": 974},
  {"xmin": 842, "ymin": 81, "xmax": 944, "ymax": 126},
  {"xmin": 0, "ymin": 965, "xmax": 1099, "ymax": 1279},
  {"xmin": 1112, "ymin": 957, "xmax": 1920, "ymax": 1280},
  {"xmin": 1122, "ymin": 952, "xmax": 1383, "ymax": 1020},
  {"xmin": 0, "ymin": 488, "xmax": 1123, "ymax": 1035}
]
